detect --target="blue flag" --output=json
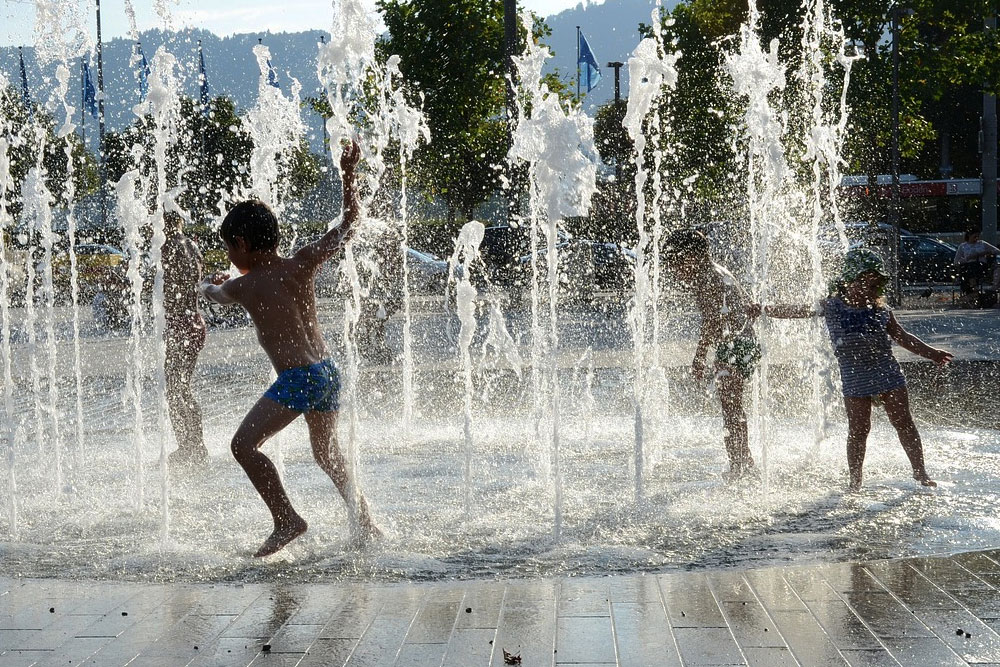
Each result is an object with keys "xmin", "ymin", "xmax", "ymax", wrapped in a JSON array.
[
  {"xmin": 82, "ymin": 60, "xmax": 98, "ymax": 119},
  {"xmin": 136, "ymin": 43, "xmax": 150, "ymax": 101},
  {"xmin": 18, "ymin": 47, "xmax": 31, "ymax": 112},
  {"xmin": 266, "ymin": 59, "xmax": 280, "ymax": 89},
  {"xmin": 577, "ymin": 31, "xmax": 602, "ymax": 93},
  {"xmin": 198, "ymin": 43, "xmax": 210, "ymax": 115}
]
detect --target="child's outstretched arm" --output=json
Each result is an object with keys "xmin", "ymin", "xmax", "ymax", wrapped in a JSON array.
[
  {"xmin": 296, "ymin": 140, "xmax": 362, "ymax": 268},
  {"xmin": 200, "ymin": 272, "xmax": 238, "ymax": 305},
  {"xmin": 886, "ymin": 313, "xmax": 953, "ymax": 364}
]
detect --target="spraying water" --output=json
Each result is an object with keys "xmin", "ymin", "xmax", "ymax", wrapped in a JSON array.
[
  {"xmin": 623, "ymin": 11, "xmax": 679, "ymax": 501},
  {"xmin": 509, "ymin": 12, "xmax": 598, "ymax": 534}
]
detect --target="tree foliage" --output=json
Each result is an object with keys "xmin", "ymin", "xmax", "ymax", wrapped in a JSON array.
[
  {"xmin": 376, "ymin": 0, "xmax": 566, "ymax": 222},
  {"xmin": 0, "ymin": 85, "xmax": 98, "ymax": 219},
  {"xmin": 104, "ymin": 95, "xmax": 319, "ymax": 225}
]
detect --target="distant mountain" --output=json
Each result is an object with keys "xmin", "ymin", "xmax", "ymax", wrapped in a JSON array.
[
  {"xmin": 0, "ymin": 0, "xmax": 679, "ymax": 152},
  {"xmin": 0, "ymin": 29, "xmax": 331, "ymax": 153},
  {"xmin": 541, "ymin": 0, "xmax": 681, "ymax": 111}
]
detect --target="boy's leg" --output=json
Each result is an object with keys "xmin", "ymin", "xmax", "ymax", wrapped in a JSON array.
[
  {"xmin": 882, "ymin": 387, "xmax": 936, "ymax": 486},
  {"xmin": 716, "ymin": 367, "xmax": 754, "ymax": 475},
  {"xmin": 844, "ymin": 397, "xmax": 872, "ymax": 491},
  {"xmin": 232, "ymin": 396, "xmax": 306, "ymax": 556},
  {"xmin": 304, "ymin": 410, "xmax": 381, "ymax": 542}
]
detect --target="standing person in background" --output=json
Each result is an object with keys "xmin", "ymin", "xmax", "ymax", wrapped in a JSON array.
[
  {"xmin": 163, "ymin": 211, "xmax": 209, "ymax": 466},
  {"xmin": 954, "ymin": 229, "xmax": 1000, "ymax": 304}
]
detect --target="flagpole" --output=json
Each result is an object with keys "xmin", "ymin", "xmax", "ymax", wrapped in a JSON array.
[
  {"xmin": 95, "ymin": 0, "xmax": 107, "ymax": 229},
  {"xmin": 80, "ymin": 59, "xmax": 85, "ymax": 153},
  {"xmin": 198, "ymin": 40, "xmax": 207, "ymax": 225},
  {"xmin": 576, "ymin": 26, "xmax": 581, "ymax": 103}
]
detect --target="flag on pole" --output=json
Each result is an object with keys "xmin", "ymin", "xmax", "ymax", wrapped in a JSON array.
[
  {"xmin": 18, "ymin": 46, "xmax": 31, "ymax": 112},
  {"xmin": 198, "ymin": 41, "xmax": 210, "ymax": 115},
  {"xmin": 83, "ymin": 61, "xmax": 98, "ymax": 119},
  {"xmin": 136, "ymin": 42, "xmax": 150, "ymax": 101},
  {"xmin": 577, "ymin": 31, "xmax": 602, "ymax": 92}
]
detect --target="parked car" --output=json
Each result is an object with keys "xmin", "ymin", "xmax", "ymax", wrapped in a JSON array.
[
  {"xmin": 842, "ymin": 222, "xmax": 957, "ymax": 284},
  {"xmin": 52, "ymin": 243, "xmax": 128, "ymax": 302},
  {"xmin": 516, "ymin": 239, "xmax": 636, "ymax": 300}
]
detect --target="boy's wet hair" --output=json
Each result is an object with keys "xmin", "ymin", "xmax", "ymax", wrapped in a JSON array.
[
  {"xmin": 965, "ymin": 228, "xmax": 982, "ymax": 241},
  {"xmin": 662, "ymin": 228, "xmax": 710, "ymax": 259},
  {"xmin": 221, "ymin": 200, "xmax": 280, "ymax": 251}
]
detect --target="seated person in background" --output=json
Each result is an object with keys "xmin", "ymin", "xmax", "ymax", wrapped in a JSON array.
[{"xmin": 954, "ymin": 229, "xmax": 1000, "ymax": 296}]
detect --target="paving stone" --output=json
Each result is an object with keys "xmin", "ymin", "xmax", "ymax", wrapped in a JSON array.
[
  {"xmin": 837, "ymin": 592, "xmax": 935, "ymax": 638},
  {"xmin": 490, "ymin": 595, "xmax": 555, "ymax": 667},
  {"xmin": 405, "ymin": 591, "xmax": 462, "ymax": 643},
  {"xmin": 266, "ymin": 623, "xmax": 324, "ymax": 654},
  {"xmin": 838, "ymin": 648, "xmax": 899, "ymax": 666},
  {"xmin": 771, "ymin": 610, "xmax": 849, "ymax": 666},
  {"xmin": 743, "ymin": 646, "xmax": 798, "ymax": 666},
  {"xmin": 672, "ymin": 626, "xmax": 744, "ymax": 665},
  {"xmin": 440, "ymin": 628, "xmax": 496, "ymax": 667},
  {"xmin": 865, "ymin": 562, "xmax": 963, "ymax": 610},
  {"xmin": 951, "ymin": 552, "xmax": 1000, "ymax": 575},
  {"xmin": 880, "ymin": 636, "xmax": 968, "ymax": 667},
  {"xmin": 659, "ymin": 576, "xmax": 727, "ymax": 628},
  {"xmin": 744, "ymin": 570, "xmax": 808, "ymax": 611},
  {"xmin": 394, "ymin": 641, "xmax": 448, "ymax": 667},
  {"xmin": 8, "ymin": 551, "xmax": 1000, "ymax": 666},
  {"xmin": 319, "ymin": 587, "xmax": 387, "ymax": 639},
  {"xmin": 805, "ymin": 599, "xmax": 884, "ymax": 650},
  {"xmin": 454, "ymin": 587, "xmax": 503, "ymax": 630},
  {"xmin": 559, "ymin": 581, "xmax": 611, "ymax": 617},
  {"xmin": 611, "ymin": 601, "xmax": 682, "ymax": 667},
  {"xmin": 910, "ymin": 607, "xmax": 1000, "ymax": 663},
  {"xmin": 295, "ymin": 637, "xmax": 357, "ymax": 667},
  {"xmin": 909, "ymin": 558, "xmax": 995, "ymax": 592},
  {"xmin": 719, "ymin": 601, "xmax": 786, "ymax": 648},
  {"xmin": 608, "ymin": 574, "xmax": 663, "ymax": 605},
  {"xmin": 187, "ymin": 636, "xmax": 262, "ymax": 667},
  {"xmin": 554, "ymin": 616, "xmax": 615, "ymax": 664}
]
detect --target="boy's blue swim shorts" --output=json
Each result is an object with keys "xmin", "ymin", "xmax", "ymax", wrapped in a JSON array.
[{"xmin": 264, "ymin": 359, "xmax": 341, "ymax": 413}]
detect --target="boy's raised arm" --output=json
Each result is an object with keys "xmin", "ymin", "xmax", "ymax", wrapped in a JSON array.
[{"xmin": 297, "ymin": 141, "xmax": 362, "ymax": 268}]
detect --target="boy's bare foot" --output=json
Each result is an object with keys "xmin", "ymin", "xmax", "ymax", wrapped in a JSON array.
[
  {"xmin": 913, "ymin": 472, "xmax": 937, "ymax": 487},
  {"xmin": 848, "ymin": 476, "xmax": 862, "ymax": 493},
  {"xmin": 254, "ymin": 516, "xmax": 308, "ymax": 558}
]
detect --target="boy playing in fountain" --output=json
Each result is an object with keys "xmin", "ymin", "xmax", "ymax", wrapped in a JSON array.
[
  {"xmin": 662, "ymin": 228, "xmax": 759, "ymax": 479},
  {"xmin": 163, "ymin": 211, "xmax": 209, "ymax": 466},
  {"xmin": 758, "ymin": 248, "xmax": 952, "ymax": 491},
  {"xmin": 201, "ymin": 141, "xmax": 380, "ymax": 557}
]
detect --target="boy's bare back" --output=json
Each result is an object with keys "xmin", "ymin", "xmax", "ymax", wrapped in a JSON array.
[{"xmin": 203, "ymin": 142, "xmax": 360, "ymax": 372}]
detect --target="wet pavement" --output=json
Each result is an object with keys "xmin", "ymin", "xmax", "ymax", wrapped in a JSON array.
[{"xmin": 5, "ymin": 549, "xmax": 1000, "ymax": 665}]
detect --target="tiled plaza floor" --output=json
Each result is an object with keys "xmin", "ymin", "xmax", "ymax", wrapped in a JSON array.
[{"xmin": 5, "ymin": 549, "xmax": 1000, "ymax": 666}]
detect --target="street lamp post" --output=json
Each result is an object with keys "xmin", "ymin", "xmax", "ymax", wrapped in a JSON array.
[
  {"xmin": 983, "ymin": 12, "xmax": 998, "ymax": 245},
  {"xmin": 889, "ymin": 5, "xmax": 912, "ymax": 306}
]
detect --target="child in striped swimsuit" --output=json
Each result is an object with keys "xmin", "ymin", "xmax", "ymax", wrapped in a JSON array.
[{"xmin": 761, "ymin": 248, "xmax": 952, "ymax": 491}]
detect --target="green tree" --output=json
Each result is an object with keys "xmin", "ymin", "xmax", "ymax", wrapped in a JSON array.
[
  {"xmin": 0, "ymin": 85, "xmax": 98, "ymax": 219},
  {"xmin": 105, "ymin": 95, "xmax": 319, "ymax": 228},
  {"xmin": 376, "ymin": 0, "xmax": 566, "ymax": 222}
]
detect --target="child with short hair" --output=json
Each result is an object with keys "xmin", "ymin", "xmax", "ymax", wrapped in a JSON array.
[
  {"xmin": 201, "ymin": 142, "xmax": 380, "ymax": 556},
  {"xmin": 761, "ymin": 248, "xmax": 952, "ymax": 491},
  {"xmin": 662, "ymin": 228, "xmax": 759, "ymax": 479}
]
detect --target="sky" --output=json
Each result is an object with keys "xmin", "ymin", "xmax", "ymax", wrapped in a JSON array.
[{"xmin": 0, "ymin": 0, "xmax": 593, "ymax": 47}]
